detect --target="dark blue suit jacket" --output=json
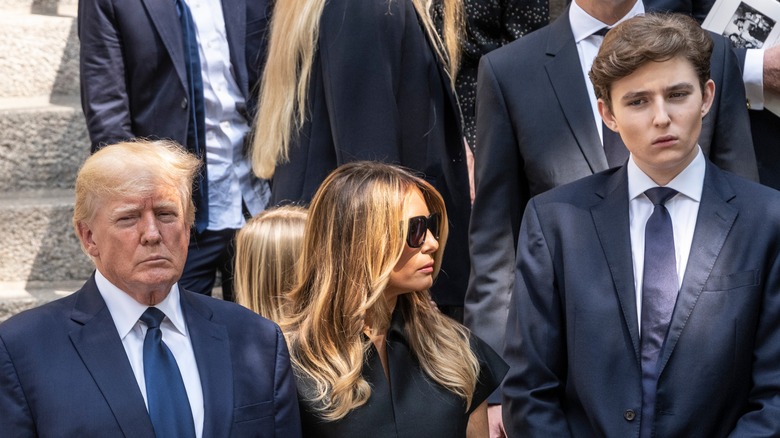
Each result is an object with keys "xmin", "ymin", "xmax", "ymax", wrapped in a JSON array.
[
  {"xmin": 465, "ymin": 8, "xmax": 759, "ymax": 377},
  {"xmin": 78, "ymin": 0, "xmax": 270, "ymax": 225},
  {"xmin": 503, "ymin": 161, "xmax": 780, "ymax": 437},
  {"xmin": 0, "ymin": 276, "xmax": 301, "ymax": 437}
]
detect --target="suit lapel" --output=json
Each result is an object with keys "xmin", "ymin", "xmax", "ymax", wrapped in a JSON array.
[
  {"xmin": 142, "ymin": 0, "xmax": 188, "ymax": 90},
  {"xmin": 221, "ymin": 0, "xmax": 248, "ymax": 97},
  {"xmin": 658, "ymin": 163, "xmax": 738, "ymax": 373},
  {"xmin": 181, "ymin": 292, "xmax": 233, "ymax": 438},
  {"xmin": 68, "ymin": 277, "xmax": 155, "ymax": 437},
  {"xmin": 544, "ymin": 11, "xmax": 609, "ymax": 174},
  {"xmin": 591, "ymin": 168, "xmax": 641, "ymax": 360}
]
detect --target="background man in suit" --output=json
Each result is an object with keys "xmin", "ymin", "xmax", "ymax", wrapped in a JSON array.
[
  {"xmin": 0, "ymin": 141, "xmax": 301, "ymax": 437},
  {"xmin": 464, "ymin": 0, "xmax": 759, "ymax": 431},
  {"xmin": 503, "ymin": 14, "xmax": 780, "ymax": 436},
  {"xmin": 78, "ymin": 0, "xmax": 271, "ymax": 300}
]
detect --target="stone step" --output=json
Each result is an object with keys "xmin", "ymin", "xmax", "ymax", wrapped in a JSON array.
[
  {"xmin": 0, "ymin": 0, "xmax": 77, "ymax": 15},
  {"xmin": 0, "ymin": 7, "xmax": 79, "ymax": 98},
  {"xmin": 0, "ymin": 189, "xmax": 93, "ymax": 283},
  {"xmin": 0, "ymin": 280, "xmax": 82, "ymax": 322},
  {"xmin": 0, "ymin": 95, "xmax": 89, "ymax": 192}
]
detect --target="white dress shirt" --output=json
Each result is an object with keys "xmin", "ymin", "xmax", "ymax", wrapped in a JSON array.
[
  {"xmin": 96, "ymin": 270, "xmax": 205, "ymax": 438},
  {"xmin": 627, "ymin": 148, "xmax": 705, "ymax": 330},
  {"xmin": 186, "ymin": 0, "xmax": 270, "ymax": 231}
]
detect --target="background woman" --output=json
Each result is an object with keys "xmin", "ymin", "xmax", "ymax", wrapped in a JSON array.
[
  {"xmin": 283, "ymin": 161, "xmax": 506, "ymax": 437},
  {"xmin": 252, "ymin": 0, "xmax": 472, "ymax": 316},
  {"xmin": 234, "ymin": 206, "xmax": 307, "ymax": 322}
]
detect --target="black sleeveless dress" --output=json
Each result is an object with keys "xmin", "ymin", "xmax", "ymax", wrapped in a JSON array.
[{"xmin": 295, "ymin": 308, "xmax": 508, "ymax": 437}]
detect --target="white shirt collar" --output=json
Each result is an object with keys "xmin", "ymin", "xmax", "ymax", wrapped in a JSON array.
[
  {"xmin": 569, "ymin": 0, "xmax": 645, "ymax": 43},
  {"xmin": 627, "ymin": 146, "xmax": 706, "ymax": 202},
  {"xmin": 95, "ymin": 270, "xmax": 188, "ymax": 339}
]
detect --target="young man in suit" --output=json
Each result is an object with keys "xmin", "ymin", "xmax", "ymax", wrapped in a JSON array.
[
  {"xmin": 464, "ymin": 0, "xmax": 759, "ymax": 431},
  {"xmin": 503, "ymin": 14, "xmax": 780, "ymax": 437},
  {"xmin": 0, "ymin": 141, "xmax": 301, "ymax": 437},
  {"xmin": 78, "ymin": 0, "xmax": 271, "ymax": 300}
]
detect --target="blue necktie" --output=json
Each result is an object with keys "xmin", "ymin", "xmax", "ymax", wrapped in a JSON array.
[
  {"xmin": 639, "ymin": 187, "xmax": 678, "ymax": 438},
  {"xmin": 176, "ymin": 0, "xmax": 209, "ymax": 233},
  {"xmin": 141, "ymin": 307, "xmax": 196, "ymax": 438}
]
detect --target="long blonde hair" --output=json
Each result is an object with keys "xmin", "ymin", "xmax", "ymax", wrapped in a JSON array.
[
  {"xmin": 283, "ymin": 161, "xmax": 479, "ymax": 420},
  {"xmin": 251, "ymin": 0, "xmax": 464, "ymax": 179},
  {"xmin": 234, "ymin": 206, "xmax": 308, "ymax": 322}
]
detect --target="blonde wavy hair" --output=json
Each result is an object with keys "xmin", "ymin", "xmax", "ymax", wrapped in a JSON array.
[
  {"xmin": 251, "ymin": 0, "xmax": 464, "ymax": 179},
  {"xmin": 73, "ymin": 139, "xmax": 200, "ymax": 237},
  {"xmin": 235, "ymin": 206, "xmax": 308, "ymax": 322},
  {"xmin": 282, "ymin": 161, "xmax": 479, "ymax": 421}
]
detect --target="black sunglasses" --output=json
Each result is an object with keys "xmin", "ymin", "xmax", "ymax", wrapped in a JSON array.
[{"xmin": 406, "ymin": 213, "xmax": 441, "ymax": 248}]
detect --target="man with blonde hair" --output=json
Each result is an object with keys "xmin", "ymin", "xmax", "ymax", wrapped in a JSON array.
[
  {"xmin": 503, "ymin": 13, "xmax": 780, "ymax": 437},
  {"xmin": 0, "ymin": 140, "xmax": 301, "ymax": 437}
]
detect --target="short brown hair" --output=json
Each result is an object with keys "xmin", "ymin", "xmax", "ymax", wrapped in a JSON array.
[{"xmin": 589, "ymin": 13, "xmax": 713, "ymax": 110}]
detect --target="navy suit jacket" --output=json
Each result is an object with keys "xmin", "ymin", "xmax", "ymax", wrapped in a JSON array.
[
  {"xmin": 503, "ymin": 161, "xmax": 780, "ymax": 437},
  {"xmin": 78, "ymin": 0, "xmax": 270, "ymax": 224},
  {"xmin": 0, "ymin": 276, "xmax": 302, "ymax": 437},
  {"xmin": 464, "ymin": 8, "xmax": 759, "ymax": 371}
]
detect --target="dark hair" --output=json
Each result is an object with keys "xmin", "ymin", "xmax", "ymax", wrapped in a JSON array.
[{"xmin": 589, "ymin": 13, "xmax": 713, "ymax": 110}]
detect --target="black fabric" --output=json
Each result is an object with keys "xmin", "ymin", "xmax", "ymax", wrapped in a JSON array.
[
  {"xmin": 602, "ymin": 121, "xmax": 629, "ymax": 168},
  {"xmin": 176, "ymin": 0, "xmax": 208, "ymax": 233},
  {"xmin": 268, "ymin": 0, "xmax": 471, "ymax": 307},
  {"xmin": 296, "ymin": 306, "xmax": 508, "ymax": 437}
]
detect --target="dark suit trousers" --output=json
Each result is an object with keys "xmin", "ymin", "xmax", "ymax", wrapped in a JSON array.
[{"xmin": 181, "ymin": 228, "xmax": 237, "ymax": 301}]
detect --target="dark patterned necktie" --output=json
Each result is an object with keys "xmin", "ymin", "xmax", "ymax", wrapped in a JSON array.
[
  {"xmin": 639, "ymin": 187, "xmax": 679, "ymax": 438},
  {"xmin": 141, "ymin": 307, "xmax": 196, "ymax": 438}
]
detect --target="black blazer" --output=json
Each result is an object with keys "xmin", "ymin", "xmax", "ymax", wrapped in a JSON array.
[
  {"xmin": 503, "ymin": 161, "xmax": 780, "ymax": 436},
  {"xmin": 296, "ymin": 307, "xmax": 507, "ymax": 437},
  {"xmin": 269, "ymin": 0, "xmax": 471, "ymax": 306},
  {"xmin": 78, "ymin": 0, "xmax": 270, "ymax": 223},
  {"xmin": 464, "ymin": 8, "xmax": 759, "ymax": 363}
]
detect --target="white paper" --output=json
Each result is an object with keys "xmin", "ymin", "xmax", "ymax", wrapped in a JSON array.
[{"xmin": 703, "ymin": 0, "xmax": 780, "ymax": 115}]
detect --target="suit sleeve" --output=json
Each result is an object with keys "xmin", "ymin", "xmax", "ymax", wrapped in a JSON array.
[
  {"xmin": 502, "ymin": 199, "xmax": 572, "ymax": 437},
  {"xmin": 707, "ymin": 34, "xmax": 759, "ymax": 182},
  {"xmin": 272, "ymin": 326, "xmax": 302, "ymax": 437},
  {"xmin": 464, "ymin": 54, "xmax": 527, "ymax": 403},
  {"xmin": 316, "ymin": 0, "xmax": 406, "ymax": 164},
  {"xmin": 78, "ymin": 0, "xmax": 134, "ymax": 152},
  {"xmin": 729, "ymin": 244, "xmax": 780, "ymax": 436},
  {"xmin": 0, "ymin": 335, "xmax": 35, "ymax": 436}
]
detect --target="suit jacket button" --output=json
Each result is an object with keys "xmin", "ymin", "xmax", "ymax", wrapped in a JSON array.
[
  {"xmin": 624, "ymin": 410, "xmax": 636, "ymax": 421},
  {"xmin": 181, "ymin": 98, "xmax": 188, "ymax": 109}
]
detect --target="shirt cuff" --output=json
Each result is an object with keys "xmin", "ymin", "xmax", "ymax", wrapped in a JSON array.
[{"xmin": 744, "ymin": 48, "xmax": 765, "ymax": 110}]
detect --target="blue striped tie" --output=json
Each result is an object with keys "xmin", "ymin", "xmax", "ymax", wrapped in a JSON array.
[{"xmin": 640, "ymin": 187, "xmax": 678, "ymax": 438}]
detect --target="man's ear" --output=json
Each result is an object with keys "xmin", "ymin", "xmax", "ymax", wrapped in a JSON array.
[
  {"xmin": 701, "ymin": 79, "xmax": 715, "ymax": 118},
  {"xmin": 77, "ymin": 222, "xmax": 99, "ymax": 257},
  {"xmin": 598, "ymin": 99, "xmax": 618, "ymax": 132}
]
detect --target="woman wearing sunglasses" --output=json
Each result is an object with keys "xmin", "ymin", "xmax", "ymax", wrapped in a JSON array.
[{"xmin": 281, "ymin": 161, "xmax": 507, "ymax": 437}]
